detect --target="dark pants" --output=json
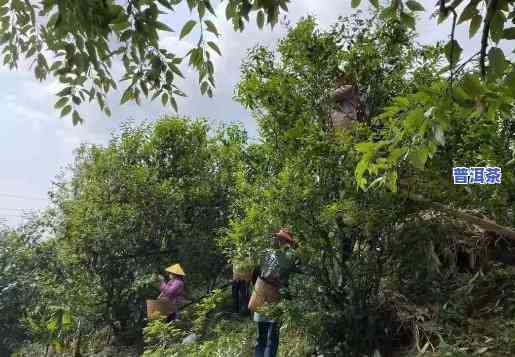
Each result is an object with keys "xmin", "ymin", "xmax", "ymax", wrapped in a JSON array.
[
  {"xmin": 232, "ymin": 280, "xmax": 251, "ymax": 314},
  {"xmin": 166, "ymin": 312, "xmax": 177, "ymax": 322},
  {"xmin": 255, "ymin": 321, "xmax": 280, "ymax": 357}
]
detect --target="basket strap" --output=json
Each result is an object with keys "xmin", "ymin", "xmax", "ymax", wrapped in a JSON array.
[{"xmin": 259, "ymin": 277, "xmax": 280, "ymax": 290}]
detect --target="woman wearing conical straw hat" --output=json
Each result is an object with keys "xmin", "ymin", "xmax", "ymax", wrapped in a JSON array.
[{"xmin": 158, "ymin": 263, "xmax": 186, "ymax": 322}]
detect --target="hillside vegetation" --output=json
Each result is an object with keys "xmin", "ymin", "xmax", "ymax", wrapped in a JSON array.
[{"xmin": 1, "ymin": 9, "xmax": 514, "ymax": 357}]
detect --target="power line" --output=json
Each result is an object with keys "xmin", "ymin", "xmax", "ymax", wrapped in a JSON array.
[
  {"xmin": 0, "ymin": 214, "xmax": 30, "ymax": 218},
  {"xmin": 0, "ymin": 193, "xmax": 47, "ymax": 201},
  {"xmin": 0, "ymin": 207, "xmax": 38, "ymax": 212}
]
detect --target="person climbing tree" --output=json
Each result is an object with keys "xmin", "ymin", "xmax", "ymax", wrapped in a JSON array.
[
  {"xmin": 249, "ymin": 228, "xmax": 299, "ymax": 357},
  {"xmin": 159, "ymin": 263, "xmax": 186, "ymax": 322}
]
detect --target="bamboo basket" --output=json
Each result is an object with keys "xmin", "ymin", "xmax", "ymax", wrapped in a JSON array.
[
  {"xmin": 248, "ymin": 277, "xmax": 280, "ymax": 312},
  {"xmin": 146, "ymin": 299, "xmax": 177, "ymax": 320},
  {"xmin": 233, "ymin": 269, "xmax": 253, "ymax": 282}
]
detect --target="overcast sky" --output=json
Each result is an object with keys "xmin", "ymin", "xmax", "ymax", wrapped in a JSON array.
[{"xmin": 0, "ymin": 0, "xmax": 510, "ymax": 227}]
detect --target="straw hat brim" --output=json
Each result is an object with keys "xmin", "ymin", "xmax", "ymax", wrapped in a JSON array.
[
  {"xmin": 273, "ymin": 230, "xmax": 296, "ymax": 246},
  {"xmin": 165, "ymin": 264, "xmax": 186, "ymax": 276}
]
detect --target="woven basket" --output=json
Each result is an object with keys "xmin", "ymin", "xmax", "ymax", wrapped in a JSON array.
[
  {"xmin": 146, "ymin": 299, "xmax": 177, "ymax": 320},
  {"xmin": 248, "ymin": 277, "xmax": 280, "ymax": 312},
  {"xmin": 233, "ymin": 269, "xmax": 253, "ymax": 282}
]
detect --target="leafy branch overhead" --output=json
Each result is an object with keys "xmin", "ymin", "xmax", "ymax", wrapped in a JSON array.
[
  {"xmin": 352, "ymin": 0, "xmax": 515, "ymax": 194},
  {"xmin": 0, "ymin": 0, "xmax": 290, "ymax": 124},
  {"xmin": 0, "ymin": 0, "xmax": 513, "ymax": 124}
]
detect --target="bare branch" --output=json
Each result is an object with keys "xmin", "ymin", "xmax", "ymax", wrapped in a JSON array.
[
  {"xmin": 403, "ymin": 191, "xmax": 515, "ymax": 241},
  {"xmin": 480, "ymin": 0, "xmax": 498, "ymax": 78},
  {"xmin": 449, "ymin": 7, "xmax": 458, "ymax": 88},
  {"xmin": 455, "ymin": 51, "xmax": 481, "ymax": 75}
]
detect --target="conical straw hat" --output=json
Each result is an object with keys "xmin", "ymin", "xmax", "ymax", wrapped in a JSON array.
[{"xmin": 165, "ymin": 263, "xmax": 185, "ymax": 276}]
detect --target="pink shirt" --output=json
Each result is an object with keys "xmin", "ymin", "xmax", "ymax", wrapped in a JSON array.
[{"xmin": 160, "ymin": 278, "xmax": 186, "ymax": 306}]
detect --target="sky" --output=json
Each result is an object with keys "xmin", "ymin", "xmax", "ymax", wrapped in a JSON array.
[{"xmin": 0, "ymin": 0, "xmax": 511, "ymax": 227}]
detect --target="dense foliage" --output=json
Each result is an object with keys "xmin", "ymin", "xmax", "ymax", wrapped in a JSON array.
[
  {"xmin": 1, "ymin": 117, "xmax": 247, "ymax": 354},
  {"xmin": 0, "ymin": 0, "xmax": 513, "ymax": 123}
]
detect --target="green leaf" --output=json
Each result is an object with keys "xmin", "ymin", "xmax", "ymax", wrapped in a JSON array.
[
  {"xmin": 368, "ymin": 0, "xmax": 379, "ymax": 8},
  {"xmin": 225, "ymin": 2, "xmax": 235, "ymax": 20},
  {"xmin": 197, "ymin": 2, "xmax": 205, "ymax": 18},
  {"xmin": 351, "ymin": 0, "xmax": 361, "ymax": 8},
  {"xmin": 60, "ymin": 105, "xmax": 72, "ymax": 118},
  {"xmin": 356, "ymin": 142, "xmax": 377, "ymax": 157},
  {"xmin": 506, "ymin": 68, "xmax": 515, "ymax": 95},
  {"xmin": 46, "ymin": 319, "xmax": 57, "ymax": 333},
  {"xmin": 356, "ymin": 157, "xmax": 371, "ymax": 183},
  {"xmin": 386, "ymin": 171, "xmax": 398, "ymax": 192},
  {"xmin": 406, "ymin": 0, "xmax": 425, "ymax": 12},
  {"xmin": 498, "ymin": 0, "xmax": 509, "ymax": 11},
  {"xmin": 157, "ymin": 0, "xmax": 174, "ymax": 10},
  {"xmin": 201, "ymin": 81, "xmax": 208, "ymax": 95},
  {"xmin": 400, "ymin": 13, "xmax": 416, "ymax": 29},
  {"xmin": 0, "ymin": 32, "xmax": 10, "ymax": 45},
  {"xmin": 451, "ymin": 86, "xmax": 472, "ymax": 105},
  {"xmin": 408, "ymin": 148, "xmax": 428, "ymax": 170},
  {"xmin": 186, "ymin": 0, "xmax": 196, "ymax": 11},
  {"xmin": 240, "ymin": 2, "xmax": 252, "ymax": 21},
  {"xmin": 461, "ymin": 74, "xmax": 483, "ymax": 96},
  {"xmin": 180, "ymin": 20, "xmax": 196, "ymax": 39},
  {"xmin": 37, "ymin": 53, "xmax": 48, "ymax": 69},
  {"xmin": 170, "ymin": 96, "xmax": 178, "ymax": 112},
  {"xmin": 161, "ymin": 92, "xmax": 168, "ymax": 106},
  {"xmin": 25, "ymin": 46, "xmax": 36, "ymax": 58},
  {"xmin": 257, "ymin": 10, "xmax": 265, "ymax": 29},
  {"xmin": 170, "ymin": 64, "xmax": 184, "ymax": 78},
  {"xmin": 50, "ymin": 61, "xmax": 63, "ymax": 71},
  {"xmin": 120, "ymin": 88, "xmax": 133, "ymax": 104},
  {"xmin": 458, "ymin": 1, "xmax": 478, "ymax": 24},
  {"xmin": 469, "ymin": 15, "xmax": 482, "ymax": 38},
  {"xmin": 72, "ymin": 110, "xmax": 82, "ymax": 125},
  {"xmin": 502, "ymin": 27, "xmax": 515, "ymax": 39},
  {"xmin": 204, "ymin": 20, "xmax": 218, "ymax": 36},
  {"xmin": 490, "ymin": 12, "xmax": 506, "ymax": 43},
  {"xmin": 444, "ymin": 39, "xmax": 462, "ymax": 65},
  {"xmin": 54, "ymin": 97, "xmax": 68, "ymax": 109},
  {"xmin": 57, "ymin": 87, "xmax": 72, "ymax": 96},
  {"xmin": 155, "ymin": 21, "xmax": 174, "ymax": 32},
  {"xmin": 189, "ymin": 48, "xmax": 203, "ymax": 66},
  {"xmin": 404, "ymin": 108, "xmax": 424, "ymax": 131},
  {"xmin": 140, "ymin": 81, "xmax": 148, "ymax": 97},
  {"xmin": 207, "ymin": 41, "xmax": 221, "ymax": 56},
  {"xmin": 151, "ymin": 90, "xmax": 161, "ymax": 101},
  {"xmin": 368, "ymin": 176, "xmax": 385, "ymax": 190},
  {"xmin": 437, "ymin": 10, "xmax": 450, "ymax": 24},
  {"xmin": 204, "ymin": 1, "xmax": 216, "ymax": 16},
  {"xmin": 488, "ymin": 47, "xmax": 506, "ymax": 78}
]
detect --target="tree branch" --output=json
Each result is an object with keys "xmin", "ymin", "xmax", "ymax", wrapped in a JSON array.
[
  {"xmin": 480, "ymin": 0, "xmax": 498, "ymax": 78},
  {"xmin": 108, "ymin": 248, "xmax": 179, "ymax": 262},
  {"xmin": 449, "ymin": 7, "xmax": 458, "ymax": 89},
  {"xmin": 404, "ymin": 191, "xmax": 515, "ymax": 241},
  {"xmin": 455, "ymin": 51, "xmax": 481, "ymax": 75}
]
